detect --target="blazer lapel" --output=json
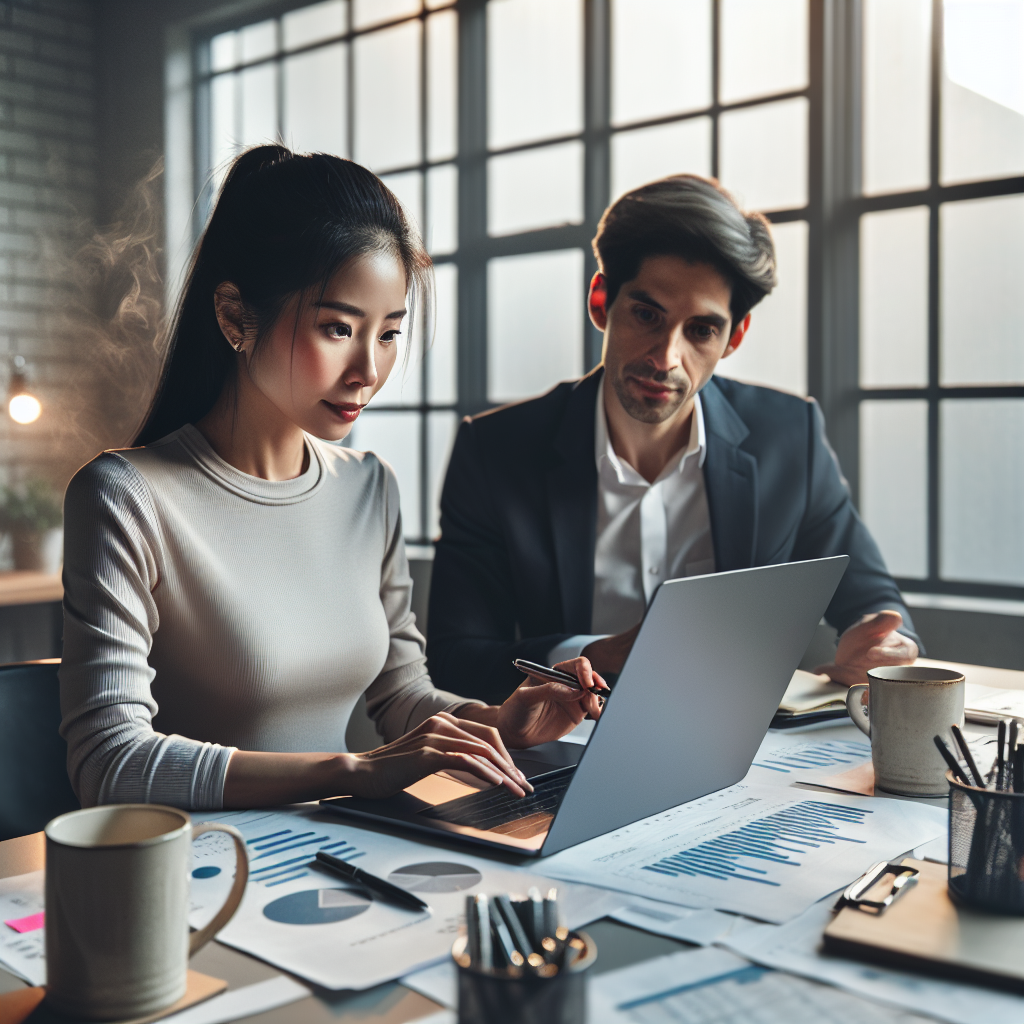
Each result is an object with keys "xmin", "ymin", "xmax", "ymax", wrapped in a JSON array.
[
  {"xmin": 701, "ymin": 378, "xmax": 759, "ymax": 571},
  {"xmin": 545, "ymin": 368, "xmax": 602, "ymax": 633}
]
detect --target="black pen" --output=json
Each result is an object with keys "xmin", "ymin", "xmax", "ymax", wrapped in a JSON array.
[
  {"xmin": 950, "ymin": 724, "xmax": 985, "ymax": 789},
  {"xmin": 933, "ymin": 735, "xmax": 970, "ymax": 787},
  {"xmin": 313, "ymin": 851, "xmax": 429, "ymax": 912},
  {"xmin": 512, "ymin": 659, "xmax": 612, "ymax": 695}
]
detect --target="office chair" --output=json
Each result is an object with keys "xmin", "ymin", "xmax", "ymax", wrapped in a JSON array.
[{"xmin": 0, "ymin": 660, "xmax": 79, "ymax": 841}]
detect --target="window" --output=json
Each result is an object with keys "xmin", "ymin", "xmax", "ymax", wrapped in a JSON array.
[{"xmin": 191, "ymin": 0, "xmax": 1023, "ymax": 602}]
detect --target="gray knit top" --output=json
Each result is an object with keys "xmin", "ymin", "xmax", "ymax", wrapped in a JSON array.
[{"xmin": 58, "ymin": 425, "xmax": 477, "ymax": 810}]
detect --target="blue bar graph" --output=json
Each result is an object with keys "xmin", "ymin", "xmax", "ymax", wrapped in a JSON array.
[
  {"xmin": 751, "ymin": 740, "xmax": 869, "ymax": 775},
  {"xmin": 240, "ymin": 826, "xmax": 365, "ymax": 888},
  {"xmin": 642, "ymin": 801, "xmax": 873, "ymax": 886}
]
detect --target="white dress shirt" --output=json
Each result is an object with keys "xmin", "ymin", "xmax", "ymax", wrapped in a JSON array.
[{"xmin": 548, "ymin": 387, "xmax": 716, "ymax": 664}]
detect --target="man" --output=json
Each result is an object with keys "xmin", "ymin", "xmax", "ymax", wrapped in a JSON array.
[{"xmin": 426, "ymin": 175, "xmax": 919, "ymax": 704}]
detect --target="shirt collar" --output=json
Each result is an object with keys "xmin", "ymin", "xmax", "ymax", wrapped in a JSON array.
[{"xmin": 595, "ymin": 383, "xmax": 708, "ymax": 485}]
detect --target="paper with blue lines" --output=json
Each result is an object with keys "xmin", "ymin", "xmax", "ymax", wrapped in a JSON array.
[
  {"xmin": 187, "ymin": 807, "xmax": 619, "ymax": 990},
  {"xmin": 538, "ymin": 783, "xmax": 945, "ymax": 923}
]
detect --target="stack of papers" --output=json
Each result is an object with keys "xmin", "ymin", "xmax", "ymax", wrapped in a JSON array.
[
  {"xmin": 773, "ymin": 670, "xmax": 850, "ymax": 727},
  {"xmin": 964, "ymin": 683, "xmax": 1024, "ymax": 726}
]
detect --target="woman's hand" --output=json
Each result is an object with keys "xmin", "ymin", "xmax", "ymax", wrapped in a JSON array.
[
  {"xmin": 493, "ymin": 657, "xmax": 607, "ymax": 749},
  {"xmin": 345, "ymin": 712, "xmax": 532, "ymax": 800}
]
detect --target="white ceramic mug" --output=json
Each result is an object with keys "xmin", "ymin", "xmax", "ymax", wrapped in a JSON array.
[
  {"xmin": 44, "ymin": 804, "xmax": 248, "ymax": 1021},
  {"xmin": 846, "ymin": 665, "xmax": 966, "ymax": 797}
]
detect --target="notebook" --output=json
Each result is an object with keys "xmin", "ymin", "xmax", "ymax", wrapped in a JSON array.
[{"xmin": 770, "ymin": 670, "xmax": 849, "ymax": 729}]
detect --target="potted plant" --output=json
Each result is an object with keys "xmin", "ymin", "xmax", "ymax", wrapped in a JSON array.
[{"xmin": 0, "ymin": 479, "xmax": 63, "ymax": 572}]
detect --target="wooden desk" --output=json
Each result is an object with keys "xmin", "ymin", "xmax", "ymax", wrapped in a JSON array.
[
  {"xmin": 2, "ymin": 658, "xmax": 1018, "ymax": 1020},
  {"xmin": 0, "ymin": 573, "xmax": 62, "ymax": 608}
]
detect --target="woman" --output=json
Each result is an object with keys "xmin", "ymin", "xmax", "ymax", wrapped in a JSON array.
[{"xmin": 59, "ymin": 145, "xmax": 603, "ymax": 810}]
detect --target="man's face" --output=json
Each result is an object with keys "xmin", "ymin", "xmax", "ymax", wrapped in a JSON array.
[{"xmin": 594, "ymin": 255, "xmax": 747, "ymax": 424}]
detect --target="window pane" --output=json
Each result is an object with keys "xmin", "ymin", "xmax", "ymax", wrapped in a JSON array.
[
  {"xmin": 240, "ymin": 20, "xmax": 277, "ymax": 64},
  {"xmin": 715, "ymin": 220, "xmax": 807, "ymax": 395},
  {"xmin": 428, "ymin": 411, "xmax": 458, "ymax": 537},
  {"xmin": 718, "ymin": 97, "xmax": 808, "ymax": 211},
  {"xmin": 284, "ymin": 1, "xmax": 346, "ymax": 50},
  {"xmin": 610, "ymin": 118, "xmax": 712, "ymax": 201},
  {"xmin": 427, "ymin": 9, "xmax": 457, "ymax": 161},
  {"xmin": 860, "ymin": 207, "xmax": 929, "ymax": 388},
  {"xmin": 610, "ymin": 0, "xmax": 711, "ymax": 127},
  {"xmin": 488, "ymin": 0, "xmax": 583, "ymax": 149},
  {"xmin": 860, "ymin": 400, "xmax": 928, "ymax": 579},
  {"xmin": 488, "ymin": 142, "xmax": 583, "ymax": 237},
  {"xmin": 488, "ymin": 249, "xmax": 584, "ymax": 402},
  {"xmin": 719, "ymin": 0, "xmax": 808, "ymax": 104},
  {"xmin": 239, "ymin": 64, "xmax": 278, "ymax": 147},
  {"xmin": 211, "ymin": 31, "xmax": 237, "ymax": 72},
  {"xmin": 429, "ymin": 263, "xmax": 457, "ymax": 403},
  {"xmin": 941, "ymin": 399, "xmax": 1024, "ymax": 585},
  {"xmin": 941, "ymin": 0, "xmax": 1024, "ymax": 185},
  {"xmin": 381, "ymin": 170, "xmax": 424, "ymax": 239},
  {"xmin": 348, "ymin": 411, "xmax": 423, "ymax": 539},
  {"xmin": 210, "ymin": 73, "xmax": 237, "ymax": 184},
  {"xmin": 940, "ymin": 194, "xmax": 1024, "ymax": 385},
  {"xmin": 427, "ymin": 163, "xmax": 457, "ymax": 256},
  {"xmin": 352, "ymin": 0, "xmax": 420, "ymax": 30},
  {"xmin": 283, "ymin": 44, "xmax": 347, "ymax": 156},
  {"xmin": 862, "ymin": 0, "xmax": 931, "ymax": 195},
  {"xmin": 354, "ymin": 21, "xmax": 421, "ymax": 172}
]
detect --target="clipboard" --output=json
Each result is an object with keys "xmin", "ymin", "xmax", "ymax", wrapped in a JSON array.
[{"xmin": 823, "ymin": 859, "xmax": 1024, "ymax": 993}]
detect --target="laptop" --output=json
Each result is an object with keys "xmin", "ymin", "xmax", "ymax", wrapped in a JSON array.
[{"xmin": 321, "ymin": 556, "xmax": 849, "ymax": 857}]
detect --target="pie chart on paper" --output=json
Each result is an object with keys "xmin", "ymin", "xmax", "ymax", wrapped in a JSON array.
[
  {"xmin": 262, "ymin": 887, "xmax": 371, "ymax": 925},
  {"xmin": 387, "ymin": 862, "xmax": 483, "ymax": 894}
]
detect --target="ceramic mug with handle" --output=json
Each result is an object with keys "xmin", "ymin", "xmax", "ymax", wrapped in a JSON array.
[
  {"xmin": 44, "ymin": 804, "xmax": 248, "ymax": 1021},
  {"xmin": 846, "ymin": 665, "xmax": 966, "ymax": 797}
]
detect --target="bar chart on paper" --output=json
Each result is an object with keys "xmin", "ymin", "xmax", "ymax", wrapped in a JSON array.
[
  {"xmin": 538, "ymin": 784, "xmax": 946, "ymax": 923},
  {"xmin": 747, "ymin": 737, "xmax": 870, "ymax": 779}
]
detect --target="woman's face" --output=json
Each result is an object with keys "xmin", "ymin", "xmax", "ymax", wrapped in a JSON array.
[{"xmin": 246, "ymin": 251, "xmax": 408, "ymax": 441}]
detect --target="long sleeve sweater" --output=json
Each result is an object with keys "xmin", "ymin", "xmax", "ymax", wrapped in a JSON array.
[{"xmin": 59, "ymin": 424, "xmax": 479, "ymax": 810}]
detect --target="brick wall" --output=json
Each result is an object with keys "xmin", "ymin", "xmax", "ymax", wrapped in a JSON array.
[{"xmin": 0, "ymin": 0, "xmax": 97, "ymax": 566}]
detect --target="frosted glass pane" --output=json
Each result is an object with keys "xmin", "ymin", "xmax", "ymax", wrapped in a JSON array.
[
  {"xmin": 381, "ymin": 170, "xmax": 423, "ymax": 239},
  {"xmin": 283, "ymin": 1, "xmax": 347, "ymax": 50},
  {"xmin": 718, "ymin": 98, "xmax": 808, "ymax": 211},
  {"xmin": 283, "ymin": 44, "xmax": 347, "ymax": 156},
  {"xmin": 488, "ymin": 249, "xmax": 584, "ymax": 402},
  {"xmin": 860, "ymin": 207, "xmax": 928, "ymax": 388},
  {"xmin": 240, "ymin": 21, "xmax": 276, "ymax": 64},
  {"xmin": 428, "ymin": 411, "xmax": 458, "ymax": 537},
  {"xmin": 429, "ymin": 262, "xmax": 457, "ymax": 403},
  {"xmin": 941, "ymin": 0, "xmax": 1024, "ymax": 184},
  {"xmin": 211, "ymin": 31, "xmax": 236, "ymax": 72},
  {"xmin": 720, "ymin": 0, "xmax": 808, "ymax": 104},
  {"xmin": 210, "ymin": 73, "xmax": 237, "ymax": 184},
  {"xmin": 427, "ymin": 163, "xmax": 457, "ymax": 256},
  {"xmin": 941, "ymin": 399, "xmax": 1024, "ymax": 585},
  {"xmin": 610, "ymin": 0, "xmax": 711, "ymax": 126},
  {"xmin": 610, "ymin": 118, "xmax": 712, "ymax": 200},
  {"xmin": 862, "ymin": 0, "xmax": 930, "ymax": 195},
  {"xmin": 715, "ymin": 220, "xmax": 807, "ymax": 395},
  {"xmin": 860, "ymin": 400, "xmax": 928, "ymax": 579},
  {"xmin": 488, "ymin": 142, "xmax": 584, "ymax": 236},
  {"xmin": 348, "ymin": 411, "xmax": 423, "ymax": 538},
  {"xmin": 488, "ymin": 0, "xmax": 583, "ymax": 149},
  {"xmin": 940, "ymin": 194, "xmax": 1024, "ymax": 385},
  {"xmin": 427, "ymin": 10, "xmax": 457, "ymax": 161},
  {"xmin": 352, "ymin": 0, "xmax": 420, "ymax": 30},
  {"xmin": 239, "ymin": 64, "xmax": 278, "ymax": 147},
  {"xmin": 354, "ymin": 21, "xmax": 421, "ymax": 171}
]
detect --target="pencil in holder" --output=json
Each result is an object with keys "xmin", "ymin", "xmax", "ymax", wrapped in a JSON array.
[
  {"xmin": 946, "ymin": 769, "xmax": 1024, "ymax": 915},
  {"xmin": 452, "ymin": 930, "xmax": 596, "ymax": 1024}
]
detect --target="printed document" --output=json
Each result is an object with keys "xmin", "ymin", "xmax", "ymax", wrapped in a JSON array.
[
  {"xmin": 536, "ymin": 783, "xmax": 946, "ymax": 923},
  {"xmin": 0, "ymin": 870, "xmax": 44, "ymax": 986}
]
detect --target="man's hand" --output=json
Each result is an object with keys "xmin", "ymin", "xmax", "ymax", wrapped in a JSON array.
[
  {"xmin": 815, "ymin": 610, "xmax": 919, "ymax": 687},
  {"xmin": 582, "ymin": 622, "xmax": 641, "ymax": 676}
]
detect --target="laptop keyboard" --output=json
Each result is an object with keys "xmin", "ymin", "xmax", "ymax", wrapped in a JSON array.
[{"xmin": 420, "ymin": 766, "xmax": 575, "ymax": 835}]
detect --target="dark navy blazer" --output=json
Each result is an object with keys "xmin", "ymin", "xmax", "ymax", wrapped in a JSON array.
[{"xmin": 426, "ymin": 367, "xmax": 918, "ymax": 704}]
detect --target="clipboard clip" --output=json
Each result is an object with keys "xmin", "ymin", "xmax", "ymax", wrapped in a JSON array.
[{"xmin": 835, "ymin": 861, "xmax": 919, "ymax": 915}]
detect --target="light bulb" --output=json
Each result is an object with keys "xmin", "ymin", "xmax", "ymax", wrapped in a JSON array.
[{"xmin": 9, "ymin": 393, "xmax": 41, "ymax": 424}]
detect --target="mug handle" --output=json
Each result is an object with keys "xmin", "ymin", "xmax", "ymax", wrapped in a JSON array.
[
  {"xmin": 188, "ymin": 823, "xmax": 249, "ymax": 956},
  {"xmin": 846, "ymin": 683, "xmax": 871, "ymax": 737}
]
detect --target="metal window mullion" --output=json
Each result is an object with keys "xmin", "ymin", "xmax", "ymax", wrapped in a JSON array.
[
  {"xmin": 711, "ymin": 0, "xmax": 720, "ymax": 179},
  {"xmin": 418, "ymin": 7, "xmax": 430, "ymax": 543}
]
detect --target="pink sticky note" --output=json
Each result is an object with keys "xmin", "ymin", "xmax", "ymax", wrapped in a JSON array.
[{"xmin": 4, "ymin": 912, "xmax": 44, "ymax": 933}]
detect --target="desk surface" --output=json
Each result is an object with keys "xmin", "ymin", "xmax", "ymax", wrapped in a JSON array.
[
  {"xmin": 0, "ymin": 572, "xmax": 62, "ymax": 608},
  {"xmin": 2, "ymin": 657, "xmax": 1020, "ymax": 1021}
]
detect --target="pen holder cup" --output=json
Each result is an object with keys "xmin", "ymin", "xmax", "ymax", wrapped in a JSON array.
[
  {"xmin": 947, "ymin": 770, "xmax": 1024, "ymax": 915},
  {"xmin": 452, "ymin": 931, "xmax": 596, "ymax": 1024}
]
